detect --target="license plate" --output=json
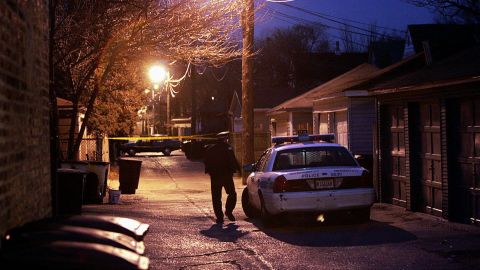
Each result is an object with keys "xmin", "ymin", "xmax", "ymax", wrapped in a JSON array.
[{"xmin": 315, "ymin": 179, "xmax": 334, "ymax": 189}]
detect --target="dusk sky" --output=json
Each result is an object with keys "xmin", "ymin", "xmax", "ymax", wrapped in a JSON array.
[{"xmin": 256, "ymin": 0, "xmax": 435, "ymax": 40}]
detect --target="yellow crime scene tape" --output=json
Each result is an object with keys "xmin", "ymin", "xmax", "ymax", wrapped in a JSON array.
[{"xmin": 108, "ymin": 133, "xmax": 220, "ymax": 141}]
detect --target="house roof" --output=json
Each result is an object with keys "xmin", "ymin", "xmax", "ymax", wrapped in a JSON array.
[
  {"xmin": 344, "ymin": 52, "xmax": 425, "ymax": 92},
  {"xmin": 253, "ymin": 52, "xmax": 369, "ymax": 110},
  {"xmin": 267, "ymin": 63, "xmax": 379, "ymax": 114},
  {"xmin": 228, "ymin": 90, "xmax": 242, "ymax": 117},
  {"xmin": 56, "ymin": 97, "xmax": 87, "ymax": 113},
  {"xmin": 56, "ymin": 97, "xmax": 73, "ymax": 107},
  {"xmin": 408, "ymin": 24, "xmax": 480, "ymax": 56},
  {"xmin": 368, "ymin": 45, "xmax": 480, "ymax": 94}
]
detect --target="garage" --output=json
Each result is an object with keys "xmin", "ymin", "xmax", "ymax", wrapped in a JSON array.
[
  {"xmin": 448, "ymin": 98, "xmax": 480, "ymax": 224},
  {"xmin": 418, "ymin": 102, "xmax": 443, "ymax": 216},
  {"xmin": 379, "ymin": 104, "xmax": 407, "ymax": 207}
]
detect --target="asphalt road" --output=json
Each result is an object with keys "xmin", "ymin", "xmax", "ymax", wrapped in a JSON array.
[{"xmin": 84, "ymin": 151, "xmax": 480, "ymax": 270}]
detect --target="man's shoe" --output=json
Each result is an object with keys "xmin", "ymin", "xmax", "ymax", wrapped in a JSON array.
[
  {"xmin": 215, "ymin": 217, "xmax": 223, "ymax": 224},
  {"xmin": 225, "ymin": 212, "xmax": 235, "ymax": 221}
]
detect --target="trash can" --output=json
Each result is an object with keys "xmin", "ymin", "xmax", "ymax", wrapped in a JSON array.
[
  {"xmin": 60, "ymin": 160, "xmax": 89, "ymax": 171},
  {"xmin": 87, "ymin": 161, "xmax": 110, "ymax": 202},
  {"xmin": 61, "ymin": 161, "xmax": 110, "ymax": 204},
  {"xmin": 118, "ymin": 158, "xmax": 142, "ymax": 194},
  {"xmin": 57, "ymin": 168, "xmax": 86, "ymax": 216}
]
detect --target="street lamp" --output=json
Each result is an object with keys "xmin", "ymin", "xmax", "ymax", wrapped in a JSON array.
[
  {"xmin": 145, "ymin": 65, "xmax": 168, "ymax": 135},
  {"xmin": 149, "ymin": 65, "xmax": 167, "ymax": 86}
]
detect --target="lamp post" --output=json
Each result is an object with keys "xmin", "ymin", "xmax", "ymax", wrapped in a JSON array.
[{"xmin": 147, "ymin": 65, "xmax": 167, "ymax": 135}]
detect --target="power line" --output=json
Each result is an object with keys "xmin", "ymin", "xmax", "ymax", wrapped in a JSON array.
[
  {"xmin": 265, "ymin": 10, "xmax": 370, "ymax": 50},
  {"xmin": 268, "ymin": 1, "xmax": 406, "ymax": 33},
  {"xmin": 261, "ymin": 3, "xmax": 410, "ymax": 50},
  {"xmin": 275, "ymin": 2, "xmax": 405, "ymax": 38},
  {"xmin": 262, "ymin": 8, "xmax": 370, "ymax": 49},
  {"xmin": 273, "ymin": 9, "xmax": 376, "ymax": 38}
]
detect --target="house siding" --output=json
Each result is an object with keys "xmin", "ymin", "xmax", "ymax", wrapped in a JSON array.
[
  {"xmin": 348, "ymin": 97, "xmax": 376, "ymax": 155},
  {"xmin": 0, "ymin": 1, "xmax": 51, "ymax": 235},
  {"xmin": 271, "ymin": 113, "xmax": 290, "ymax": 136}
]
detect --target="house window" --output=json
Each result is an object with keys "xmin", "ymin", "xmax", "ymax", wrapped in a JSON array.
[
  {"xmin": 319, "ymin": 113, "xmax": 329, "ymax": 134},
  {"xmin": 335, "ymin": 111, "xmax": 348, "ymax": 148}
]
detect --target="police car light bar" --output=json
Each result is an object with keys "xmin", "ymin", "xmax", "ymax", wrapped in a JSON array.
[{"xmin": 272, "ymin": 134, "xmax": 335, "ymax": 144}]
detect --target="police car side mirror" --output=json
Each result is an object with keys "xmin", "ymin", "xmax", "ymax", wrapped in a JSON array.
[{"xmin": 243, "ymin": 163, "xmax": 255, "ymax": 173}]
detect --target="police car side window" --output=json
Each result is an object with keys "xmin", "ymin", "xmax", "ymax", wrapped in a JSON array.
[{"xmin": 256, "ymin": 149, "xmax": 272, "ymax": 172}]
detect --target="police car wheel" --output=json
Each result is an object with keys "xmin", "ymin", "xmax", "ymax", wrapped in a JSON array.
[
  {"xmin": 128, "ymin": 149, "xmax": 136, "ymax": 156},
  {"xmin": 163, "ymin": 148, "xmax": 171, "ymax": 156},
  {"xmin": 354, "ymin": 207, "xmax": 371, "ymax": 223},
  {"xmin": 242, "ymin": 188, "xmax": 259, "ymax": 218}
]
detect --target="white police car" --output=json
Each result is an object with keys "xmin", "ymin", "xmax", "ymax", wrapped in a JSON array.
[{"xmin": 241, "ymin": 134, "xmax": 375, "ymax": 225}]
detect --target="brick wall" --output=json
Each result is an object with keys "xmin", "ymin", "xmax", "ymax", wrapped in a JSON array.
[{"xmin": 0, "ymin": 1, "xmax": 51, "ymax": 235}]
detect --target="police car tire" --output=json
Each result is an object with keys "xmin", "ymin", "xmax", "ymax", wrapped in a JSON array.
[
  {"xmin": 241, "ymin": 188, "xmax": 258, "ymax": 218},
  {"xmin": 163, "ymin": 148, "xmax": 171, "ymax": 156},
  {"xmin": 355, "ymin": 207, "xmax": 371, "ymax": 223},
  {"xmin": 128, "ymin": 149, "xmax": 136, "ymax": 156}
]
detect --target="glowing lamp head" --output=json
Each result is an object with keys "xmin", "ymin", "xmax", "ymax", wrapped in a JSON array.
[{"xmin": 148, "ymin": 65, "xmax": 167, "ymax": 84}]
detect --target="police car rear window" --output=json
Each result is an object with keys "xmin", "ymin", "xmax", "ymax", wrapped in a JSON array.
[{"xmin": 273, "ymin": 147, "xmax": 357, "ymax": 171}]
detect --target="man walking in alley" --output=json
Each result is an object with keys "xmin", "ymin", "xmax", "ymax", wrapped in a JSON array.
[{"xmin": 204, "ymin": 132, "xmax": 241, "ymax": 224}]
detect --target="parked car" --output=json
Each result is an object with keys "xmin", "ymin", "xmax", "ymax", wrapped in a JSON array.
[
  {"xmin": 120, "ymin": 138, "xmax": 181, "ymax": 156},
  {"xmin": 241, "ymin": 134, "xmax": 375, "ymax": 226},
  {"xmin": 181, "ymin": 140, "xmax": 211, "ymax": 160}
]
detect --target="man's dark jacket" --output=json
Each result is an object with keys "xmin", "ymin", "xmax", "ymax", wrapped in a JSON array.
[{"xmin": 204, "ymin": 142, "xmax": 240, "ymax": 175}]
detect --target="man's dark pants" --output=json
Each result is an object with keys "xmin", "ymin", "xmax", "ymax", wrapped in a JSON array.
[{"xmin": 210, "ymin": 173, "xmax": 236, "ymax": 220}]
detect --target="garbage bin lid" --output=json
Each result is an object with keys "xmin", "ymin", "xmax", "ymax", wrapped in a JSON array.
[
  {"xmin": 0, "ymin": 241, "xmax": 149, "ymax": 270},
  {"xmin": 87, "ymin": 161, "xmax": 110, "ymax": 165},
  {"xmin": 57, "ymin": 168, "xmax": 87, "ymax": 174},
  {"xmin": 61, "ymin": 160, "xmax": 90, "ymax": 165},
  {"xmin": 63, "ymin": 215, "xmax": 149, "ymax": 241},
  {"xmin": 118, "ymin": 158, "xmax": 142, "ymax": 163},
  {"xmin": 4, "ymin": 224, "xmax": 145, "ymax": 255}
]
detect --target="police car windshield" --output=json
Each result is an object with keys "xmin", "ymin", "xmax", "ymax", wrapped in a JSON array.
[{"xmin": 273, "ymin": 147, "xmax": 357, "ymax": 171}]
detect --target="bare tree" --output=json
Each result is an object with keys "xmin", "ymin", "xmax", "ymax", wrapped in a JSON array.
[
  {"xmin": 256, "ymin": 24, "xmax": 329, "ymax": 87},
  {"xmin": 53, "ymin": 0, "xmax": 243, "ymax": 159},
  {"xmin": 340, "ymin": 24, "xmax": 363, "ymax": 53},
  {"xmin": 407, "ymin": 0, "xmax": 480, "ymax": 23}
]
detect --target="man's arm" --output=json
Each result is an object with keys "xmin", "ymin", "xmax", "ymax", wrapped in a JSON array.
[
  {"xmin": 203, "ymin": 149, "xmax": 211, "ymax": 174},
  {"xmin": 227, "ymin": 147, "xmax": 241, "ymax": 173}
]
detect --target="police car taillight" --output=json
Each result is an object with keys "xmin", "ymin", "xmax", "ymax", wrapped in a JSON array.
[
  {"xmin": 359, "ymin": 170, "xmax": 373, "ymax": 187},
  {"xmin": 340, "ymin": 170, "xmax": 373, "ymax": 188},
  {"xmin": 272, "ymin": 175, "xmax": 288, "ymax": 193}
]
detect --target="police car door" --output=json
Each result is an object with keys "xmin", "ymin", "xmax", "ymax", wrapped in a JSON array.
[{"xmin": 248, "ymin": 149, "xmax": 272, "ymax": 208}]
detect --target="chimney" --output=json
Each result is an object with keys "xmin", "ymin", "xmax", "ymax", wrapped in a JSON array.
[{"xmin": 422, "ymin": 41, "xmax": 433, "ymax": 65}]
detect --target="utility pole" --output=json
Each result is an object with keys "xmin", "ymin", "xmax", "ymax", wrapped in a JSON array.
[
  {"xmin": 190, "ymin": 66, "xmax": 197, "ymax": 135},
  {"xmin": 166, "ymin": 92, "xmax": 170, "ymax": 135},
  {"xmin": 242, "ymin": 0, "xmax": 254, "ymax": 182}
]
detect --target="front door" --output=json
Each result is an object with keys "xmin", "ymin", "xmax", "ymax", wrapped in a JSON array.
[{"xmin": 419, "ymin": 102, "xmax": 443, "ymax": 216}]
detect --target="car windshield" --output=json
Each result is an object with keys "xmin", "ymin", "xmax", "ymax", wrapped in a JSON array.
[{"xmin": 273, "ymin": 146, "xmax": 357, "ymax": 171}]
